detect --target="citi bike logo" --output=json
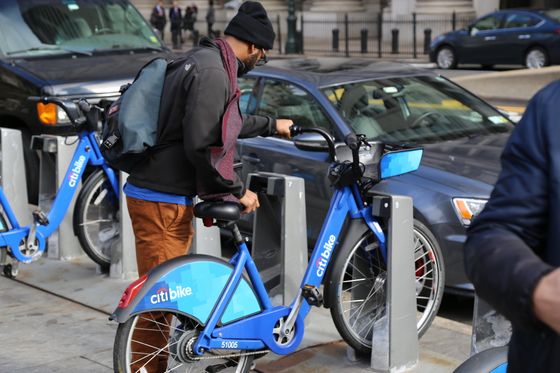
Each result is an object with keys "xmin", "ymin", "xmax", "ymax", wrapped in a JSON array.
[
  {"xmin": 68, "ymin": 155, "xmax": 86, "ymax": 187},
  {"xmin": 316, "ymin": 234, "xmax": 336, "ymax": 277},
  {"xmin": 150, "ymin": 285, "xmax": 193, "ymax": 305}
]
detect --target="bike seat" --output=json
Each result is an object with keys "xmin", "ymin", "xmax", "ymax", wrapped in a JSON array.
[{"xmin": 194, "ymin": 201, "xmax": 241, "ymax": 223}]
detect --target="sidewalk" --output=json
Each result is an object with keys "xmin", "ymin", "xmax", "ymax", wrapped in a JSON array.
[{"xmin": 0, "ymin": 256, "xmax": 471, "ymax": 372}]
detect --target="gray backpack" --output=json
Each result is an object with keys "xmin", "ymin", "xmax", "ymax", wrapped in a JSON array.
[{"xmin": 101, "ymin": 58, "xmax": 169, "ymax": 173}]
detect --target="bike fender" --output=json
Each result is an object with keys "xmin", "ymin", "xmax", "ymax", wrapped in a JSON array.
[
  {"xmin": 111, "ymin": 254, "xmax": 262, "ymax": 325},
  {"xmin": 323, "ymin": 218, "xmax": 370, "ymax": 308}
]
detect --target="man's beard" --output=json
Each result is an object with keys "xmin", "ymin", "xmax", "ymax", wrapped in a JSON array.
[{"xmin": 237, "ymin": 52, "xmax": 260, "ymax": 77}]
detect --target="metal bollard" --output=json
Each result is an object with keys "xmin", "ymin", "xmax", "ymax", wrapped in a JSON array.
[
  {"xmin": 361, "ymin": 28, "xmax": 368, "ymax": 54},
  {"xmin": 332, "ymin": 28, "xmax": 340, "ymax": 52},
  {"xmin": 32, "ymin": 135, "xmax": 82, "ymax": 259},
  {"xmin": 424, "ymin": 28, "xmax": 432, "ymax": 55},
  {"xmin": 346, "ymin": 193, "xmax": 419, "ymax": 371},
  {"xmin": 391, "ymin": 28, "xmax": 399, "ymax": 54},
  {"xmin": 247, "ymin": 172, "xmax": 308, "ymax": 306},
  {"xmin": 0, "ymin": 128, "xmax": 30, "ymax": 226}
]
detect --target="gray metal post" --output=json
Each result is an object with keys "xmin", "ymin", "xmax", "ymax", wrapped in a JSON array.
[
  {"xmin": 471, "ymin": 295, "xmax": 511, "ymax": 355},
  {"xmin": 34, "ymin": 135, "xmax": 82, "ymax": 259},
  {"xmin": 191, "ymin": 196, "xmax": 221, "ymax": 257},
  {"xmin": 110, "ymin": 172, "xmax": 137, "ymax": 279},
  {"xmin": 369, "ymin": 194, "xmax": 419, "ymax": 372},
  {"xmin": 248, "ymin": 172, "xmax": 307, "ymax": 306},
  {"xmin": 0, "ymin": 128, "xmax": 30, "ymax": 226}
]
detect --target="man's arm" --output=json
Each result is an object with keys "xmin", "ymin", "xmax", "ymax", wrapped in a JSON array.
[
  {"xmin": 239, "ymin": 114, "xmax": 293, "ymax": 138},
  {"xmin": 464, "ymin": 89, "xmax": 554, "ymax": 332}
]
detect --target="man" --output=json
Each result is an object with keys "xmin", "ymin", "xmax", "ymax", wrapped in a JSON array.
[
  {"xmin": 206, "ymin": 0, "xmax": 215, "ymax": 37},
  {"xmin": 150, "ymin": 0, "xmax": 167, "ymax": 41},
  {"xmin": 124, "ymin": 2, "xmax": 291, "ymax": 372},
  {"xmin": 464, "ymin": 81, "xmax": 560, "ymax": 372},
  {"xmin": 169, "ymin": 1, "xmax": 182, "ymax": 49}
]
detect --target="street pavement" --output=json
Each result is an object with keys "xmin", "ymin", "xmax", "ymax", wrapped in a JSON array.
[{"xmin": 0, "ymin": 256, "xmax": 472, "ymax": 373}]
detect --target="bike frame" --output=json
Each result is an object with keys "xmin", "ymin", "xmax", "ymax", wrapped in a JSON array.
[
  {"xmin": 191, "ymin": 182, "xmax": 386, "ymax": 356},
  {"xmin": 0, "ymin": 130, "xmax": 118, "ymax": 263}
]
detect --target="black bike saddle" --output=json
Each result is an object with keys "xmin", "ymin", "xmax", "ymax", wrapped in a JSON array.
[{"xmin": 194, "ymin": 201, "xmax": 241, "ymax": 223}]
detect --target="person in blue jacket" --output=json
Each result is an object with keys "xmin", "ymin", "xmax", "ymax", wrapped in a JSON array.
[{"xmin": 464, "ymin": 81, "xmax": 560, "ymax": 372}]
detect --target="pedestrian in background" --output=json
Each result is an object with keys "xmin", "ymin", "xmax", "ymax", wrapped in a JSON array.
[
  {"xmin": 464, "ymin": 81, "xmax": 560, "ymax": 372},
  {"xmin": 183, "ymin": 4, "xmax": 198, "ymax": 39},
  {"xmin": 150, "ymin": 0, "xmax": 167, "ymax": 42},
  {"xmin": 124, "ymin": 3, "xmax": 292, "ymax": 371},
  {"xmin": 206, "ymin": 0, "xmax": 215, "ymax": 38},
  {"xmin": 169, "ymin": 1, "xmax": 183, "ymax": 49}
]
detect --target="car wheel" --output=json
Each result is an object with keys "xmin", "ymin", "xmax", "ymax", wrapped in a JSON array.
[
  {"xmin": 525, "ymin": 47, "xmax": 548, "ymax": 69},
  {"xmin": 436, "ymin": 46, "xmax": 457, "ymax": 69}
]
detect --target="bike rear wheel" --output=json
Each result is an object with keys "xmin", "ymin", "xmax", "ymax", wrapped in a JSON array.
[
  {"xmin": 74, "ymin": 169, "xmax": 119, "ymax": 270},
  {"xmin": 328, "ymin": 220, "xmax": 444, "ymax": 354},
  {"xmin": 114, "ymin": 311, "xmax": 254, "ymax": 373}
]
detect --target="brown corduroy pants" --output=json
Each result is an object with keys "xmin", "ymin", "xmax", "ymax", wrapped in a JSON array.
[{"xmin": 126, "ymin": 197, "xmax": 195, "ymax": 373}]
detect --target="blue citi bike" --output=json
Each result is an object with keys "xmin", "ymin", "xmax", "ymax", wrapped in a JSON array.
[
  {"xmin": 111, "ymin": 125, "xmax": 439, "ymax": 373},
  {"xmin": 0, "ymin": 97, "xmax": 120, "ymax": 277}
]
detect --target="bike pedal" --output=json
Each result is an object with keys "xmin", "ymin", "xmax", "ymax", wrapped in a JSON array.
[
  {"xmin": 32, "ymin": 210, "xmax": 49, "ymax": 226},
  {"xmin": 302, "ymin": 285, "xmax": 323, "ymax": 307}
]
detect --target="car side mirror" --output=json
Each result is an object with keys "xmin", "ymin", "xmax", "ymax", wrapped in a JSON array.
[
  {"xmin": 379, "ymin": 148, "xmax": 423, "ymax": 179},
  {"xmin": 293, "ymin": 132, "xmax": 330, "ymax": 152},
  {"xmin": 469, "ymin": 26, "xmax": 478, "ymax": 36}
]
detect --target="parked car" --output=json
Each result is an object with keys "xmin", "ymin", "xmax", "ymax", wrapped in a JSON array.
[
  {"xmin": 0, "ymin": 0, "xmax": 172, "ymax": 204},
  {"xmin": 430, "ymin": 8, "xmax": 560, "ymax": 69},
  {"xmin": 236, "ymin": 58, "xmax": 514, "ymax": 300}
]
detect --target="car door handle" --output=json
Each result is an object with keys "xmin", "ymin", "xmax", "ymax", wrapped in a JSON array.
[
  {"xmin": 242, "ymin": 155, "xmax": 261, "ymax": 164},
  {"xmin": 518, "ymin": 34, "xmax": 531, "ymax": 39},
  {"xmin": 484, "ymin": 36, "xmax": 496, "ymax": 41}
]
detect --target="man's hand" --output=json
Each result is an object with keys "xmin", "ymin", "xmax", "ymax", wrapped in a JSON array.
[
  {"xmin": 239, "ymin": 189, "xmax": 260, "ymax": 214},
  {"xmin": 275, "ymin": 119, "xmax": 293, "ymax": 138},
  {"xmin": 533, "ymin": 267, "xmax": 560, "ymax": 333}
]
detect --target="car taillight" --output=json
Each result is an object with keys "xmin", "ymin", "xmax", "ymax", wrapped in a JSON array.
[
  {"xmin": 118, "ymin": 274, "xmax": 148, "ymax": 308},
  {"xmin": 554, "ymin": 28, "xmax": 560, "ymax": 34}
]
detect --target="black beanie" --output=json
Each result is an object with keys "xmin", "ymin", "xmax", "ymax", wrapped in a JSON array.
[{"xmin": 224, "ymin": 1, "xmax": 275, "ymax": 50}]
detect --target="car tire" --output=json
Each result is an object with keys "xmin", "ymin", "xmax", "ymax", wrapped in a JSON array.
[
  {"xmin": 525, "ymin": 47, "xmax": 548, "ymax": 69},
  {"xmin": 436, "ymin": 46, "xmax": 457, "ymax": 69}
]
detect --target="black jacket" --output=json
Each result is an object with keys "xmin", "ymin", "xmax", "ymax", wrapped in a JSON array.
[
  {"xmin": 128, "ymin": 38, "xmax": 275, "ymax": 198},
  {"xmin": 464, "ymin": 81, "xmax": 560, "ymax": 372}
]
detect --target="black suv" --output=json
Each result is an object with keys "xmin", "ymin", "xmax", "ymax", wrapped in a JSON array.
[{"xmin": 0, "ymin": 0, "xmax": 172, "ymax": 203}]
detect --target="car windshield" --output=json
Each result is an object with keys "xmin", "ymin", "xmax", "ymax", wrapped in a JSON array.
[
  {"xmin": 0, "ymin": 0, "xmax": 163, "ymax": 57},
  {"xmin": 322, "ymin": 75, "xmax": 513, "ymax": 144}
]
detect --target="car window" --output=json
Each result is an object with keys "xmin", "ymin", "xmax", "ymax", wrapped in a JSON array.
[
  {"xmin": 258, "ymin": 79, "xmax": 333, "ymax": 132},
  {"xmin": 503, "ymin": 13, "xmax": 541, "ymax": 29},
  {"xmin": 471, "ymin": 15, "xmax": 501, "ymax": 33},
  {"xmin": 0, "ymin": 0, "xmax": 163, "ymax": 57},
  {"xmin": 322, "ymin": 75, "xmax": 513, "ymax": 144},
  {"xmin": 238, "ymin": 77, "xmax": 258, "ymax": 114}
]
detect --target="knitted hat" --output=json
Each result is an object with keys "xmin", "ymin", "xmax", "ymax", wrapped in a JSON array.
[{"xmin": 224, "ymin": 1, "xmax": 275, "ymax": 50}]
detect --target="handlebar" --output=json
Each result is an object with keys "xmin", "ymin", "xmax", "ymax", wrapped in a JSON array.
[
  {"xmin": 28, "ymin": 96, "xmax": 102, "ymax": 131},
  {"xmin": 289, "ymin": 124, "xmax": 362, "ymax": 167}
]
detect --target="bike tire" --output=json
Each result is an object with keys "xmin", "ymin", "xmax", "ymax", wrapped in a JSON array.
[
  {"xmin": 114, "ymin": 311, "xmax": 254, "ymax": 373},
  {"xmin": 74, "ymin": 169, "xmax": 119, "ymax": 270},
  {"xmin": 327, "ymin": 219, "xmax": 445, "ymax": 354}
]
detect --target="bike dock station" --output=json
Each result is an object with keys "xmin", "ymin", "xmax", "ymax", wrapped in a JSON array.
[
  {"xmin": 1, "ymin": 133, "xmax": 471, "ymax": 372},
  {"xmin": 32, "ymin": 135, "xmax": 83, "ymax": 260}
]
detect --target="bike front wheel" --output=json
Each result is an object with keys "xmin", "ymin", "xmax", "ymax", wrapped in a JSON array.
[
  {"xmin": 74, "ymin": 169, "xmax": 119, "ymax": 270},
  {"xmin": 114, "ymin": 311, "xmax": 255, "ymax": 373},
  {"xmin": 328, "ymin": 219, "xmax": 445, "ymax": 354}
]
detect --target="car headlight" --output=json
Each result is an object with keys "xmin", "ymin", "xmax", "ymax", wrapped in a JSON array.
[
  {"xmin": 452, "ymin": 198, "xmax": 487, "ymax": 226},
  {"xmin": 37, "ymin": 102, "xmax": 72, "ymax": 126}
]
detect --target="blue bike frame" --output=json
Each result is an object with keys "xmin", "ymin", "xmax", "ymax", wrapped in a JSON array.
[
  {"xmin": 190, "ymin": 183, "xmax": 386, "ymax": 356},
  {"xmin": 0, "ymin": 131, "xmax": 118, "ymax": 263}
]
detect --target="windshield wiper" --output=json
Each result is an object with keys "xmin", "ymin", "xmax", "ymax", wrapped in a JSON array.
[
  {"xmin": 93, "ymin": 45, "xmax": 164, "ymax": 53},
  {"xmin": 7, "ymin": 46, "xmax": 92, "ymax": 56}
]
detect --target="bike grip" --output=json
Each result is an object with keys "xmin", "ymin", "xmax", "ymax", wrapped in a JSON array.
[
  {"xmin": 78, "ymin": 99, "xmax": 92, "ymax": 113},
  {"xmin": 345, "ymin": 133, "xmax": 359, "ymax": 150},
  {"xmin": 290, "ymin": 124, "xmax": 303, "ymax": 137}
]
